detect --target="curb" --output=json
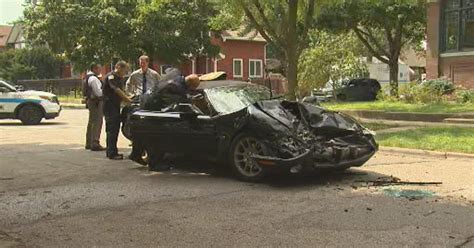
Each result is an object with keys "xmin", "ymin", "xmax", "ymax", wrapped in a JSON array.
[
  {"xmin": 359, "ymin": 118, "xmax": 474, "ymax": 127},
  {"xmin": 340, "ymin": 110, "xmax": 474, "ymax": 123},
  {"xmin": 379, "ymin": 146, "xmax": 474, "ymax": 160}
]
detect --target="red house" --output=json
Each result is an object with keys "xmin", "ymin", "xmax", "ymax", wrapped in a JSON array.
[{"xmin": 153, "ymin": 30, "xmax": 267, "ymax": 82}]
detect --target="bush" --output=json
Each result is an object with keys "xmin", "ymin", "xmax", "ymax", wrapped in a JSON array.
[
  {"xmin": 421, "ymin": 79, "xmax": 455, "ymax": 95},
  {"xmin": 456, "ymin": 90, "xmax": 474, "ymax": 103},
  {"xmin": 395, "ymin": 79, "xmax": 454, "ymax": 104}
]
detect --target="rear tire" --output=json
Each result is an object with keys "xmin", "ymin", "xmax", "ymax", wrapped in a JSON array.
[
  {"xmin": 18, "ymin": 105, "xmax": 43, "ymax": 125},
  {"xmin": 229, "ymin": 133, "xmax": 269, "ymax": 182}
]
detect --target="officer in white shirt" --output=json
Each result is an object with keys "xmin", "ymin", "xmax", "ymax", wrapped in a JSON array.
[
  {"xmin": 126, "ymin": 55, "xmax": 161, "ymax": 96},
  {"xmin": 84, "ymin": 63, "xmax": 105, "ymax": 151}
]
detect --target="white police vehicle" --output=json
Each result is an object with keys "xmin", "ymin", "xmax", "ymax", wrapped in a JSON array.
[{"xmin": 0, "ymin": 80, "xmax": 61, "ymax": 125}]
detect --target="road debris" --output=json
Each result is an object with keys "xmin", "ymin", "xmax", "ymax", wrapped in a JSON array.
[
  {"xmin": 355, "ymin": 176, "xmax": 442, "ymax": 187},
  {"xmin": 383, "ymin": 188, "xmax": 436, "ymax": 201}
]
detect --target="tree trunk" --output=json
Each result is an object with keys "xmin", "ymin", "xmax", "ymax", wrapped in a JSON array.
[
  {"xmin": 388, "ymin": 60, "xmax": 399, "ymax": 97},
  {"xmin": 286, "ymin": 0, "xmax": 298, "ymax": 100}
]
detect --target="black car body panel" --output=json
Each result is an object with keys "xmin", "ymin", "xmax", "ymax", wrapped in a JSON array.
[{"xmin": 126, "ymin": 81, "xmax": 378, "ymax": 173}]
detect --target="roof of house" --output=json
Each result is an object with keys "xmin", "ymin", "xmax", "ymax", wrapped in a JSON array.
[
  {"xmin": 221, "ymin": 28, "xmax": 266, "ymax": 43},
  {"xmin": 0, "ymin": 25, "xmax": 13, "ymax": 47},
  {"xmin": 6, "ymin": 24, "xmax": 23, "ymax": 44}
]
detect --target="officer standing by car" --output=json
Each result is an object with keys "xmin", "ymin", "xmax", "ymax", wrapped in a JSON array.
[
  {"xmin": 84, "ymin": 63, "xmax": 106, "ymax": 151},
  {"xmin": 103, "ymin": 61, "xmax": 132, "ymax": 160},
  {"xmin": 125, "ymin": 55, "xmax": 161, "ymax": 165}
]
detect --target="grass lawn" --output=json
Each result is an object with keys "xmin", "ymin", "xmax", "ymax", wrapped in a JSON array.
[
  {"xmin": 376, "ymin": 127, "xmax": 474, "ymax": 154},
  {"xmin": 322, "ymin": 101, "xmax": 474, "ymax": 114}
]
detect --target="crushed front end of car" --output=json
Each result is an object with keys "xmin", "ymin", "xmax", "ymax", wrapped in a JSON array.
[{"xmin": 248, "ymin": 100, "xmax": 378, "ymax": 173}]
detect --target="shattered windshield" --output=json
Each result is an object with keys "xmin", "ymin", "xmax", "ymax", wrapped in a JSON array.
[{"xmin": 206, "ymin": 85, "xmax": 271, "ymax": 114}]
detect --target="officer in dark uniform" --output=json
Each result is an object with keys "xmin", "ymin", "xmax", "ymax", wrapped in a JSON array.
[{"xmin": 102, "ymin": 61, "xmax": 131, "ymax": 160}]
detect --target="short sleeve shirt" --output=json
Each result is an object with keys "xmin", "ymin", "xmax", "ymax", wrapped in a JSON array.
[{"xmin": 103, "ymin": 72, "xmax": 125, "ymax": 106}]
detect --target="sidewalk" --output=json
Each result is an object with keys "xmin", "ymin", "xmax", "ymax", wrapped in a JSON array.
[
  {"xmin": 340, "ymin": 109, "xmax": 474, "ymax": 123},
  {"xmin": 359, "ymin": 117, "xmax": 474, "ymax": 128}
]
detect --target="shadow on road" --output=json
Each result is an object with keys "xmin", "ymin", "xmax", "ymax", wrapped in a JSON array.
[
  {"xmin": 147, "ymin": 155, "xmax": 389, "ymax": 188},
  {"xmin": 0, "ymin": 142, "xmax": 389, "ymax": 190},
  {"xmin": 0, "ymin": 121, "xmax": 67, "ymax": 126}
]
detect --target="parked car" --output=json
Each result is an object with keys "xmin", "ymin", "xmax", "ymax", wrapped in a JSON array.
[
  {"xmin": 314, "ymin": 78, "xmax": 381, "ymax": 101},
  {"xmin": 0, "ymin": 80, "xmax": 61, "ymax": 124},
  {"xmin": 122, "ymin": 80, "xmax": 378, "ymax": 182}
]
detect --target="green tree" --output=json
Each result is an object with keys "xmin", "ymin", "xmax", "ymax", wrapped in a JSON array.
[
  {"xmin": 213, "ymin": 0, "xmax": 318, "ymax": 99},
  {"xmin": 134, "ymin": 0, "xmax": 219, "ymax": 65},
  {"xmin": 318, "ymin": 0, "xmax": 426, "ymax": 96},
  {"xmin": 0, "ymin": 47, "xmax": 62, "ymax": 82},
  {"xmin": 298, "ymin": 30, "xmax": 368, "ymax": 97},
  {"xmin": 23, "ymin": 0, "xmax": 218, "ymax": 71}
]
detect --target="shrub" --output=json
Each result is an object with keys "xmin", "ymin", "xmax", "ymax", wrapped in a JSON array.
[
  {"xmin": 456, "ymin": 90, "xmax": 474, "ymax": 103},
  {"xmin": 398, "ymin": 81, "xmax": 451, "ymax": 104},
  {"xmin": 421, "ymin": 79, "xmax": 455, "ymax": 95}
]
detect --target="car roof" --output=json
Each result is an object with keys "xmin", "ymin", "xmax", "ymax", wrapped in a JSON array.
[{"xmin": 197, "ymin": 80, "xmax": 255, "ymax": 90}]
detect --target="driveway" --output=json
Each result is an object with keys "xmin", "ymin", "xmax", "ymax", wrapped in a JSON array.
[{"xmin": 1, "ymin": 109, "xmax": 473, "ymax": 247}]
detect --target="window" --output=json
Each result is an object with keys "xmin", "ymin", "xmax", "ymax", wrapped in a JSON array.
[
  {"xmin": 249, "ymin": 59, "xmax": 263, "ymax": 78},
  {"xmin": 233, "ymin": 59, "xmax": 243, "ymax": 78},
  {"xmin": 442, "ymin": 0, "xmax": 474, "ymax": 52}
]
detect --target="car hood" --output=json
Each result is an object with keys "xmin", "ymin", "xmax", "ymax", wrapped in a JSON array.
[
  {"xmin": 18, "ymin": 90, "xmax": 57, "ymax": 97},
  {"xmin": 254, "ymin": 100, "xmax": 365, "ymax": 136}
]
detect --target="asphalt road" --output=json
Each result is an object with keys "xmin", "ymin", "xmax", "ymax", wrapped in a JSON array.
[{"xmin": 1, "ymin": 109, "xmax": 473, "ymax": 248}]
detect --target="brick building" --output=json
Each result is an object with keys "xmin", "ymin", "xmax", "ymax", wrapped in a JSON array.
[
  {"xmin": 426, "ymin": 0, "xmax": 474, "ymax": 88},
  {"xmin": 153, "ymin": 30, "xmax": 267, "ymax": 82}
]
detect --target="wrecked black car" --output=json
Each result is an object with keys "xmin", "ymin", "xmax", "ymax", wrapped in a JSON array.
[{"xmin": 123, "ymin": 80, "xmax": 378, "ymax": 182}]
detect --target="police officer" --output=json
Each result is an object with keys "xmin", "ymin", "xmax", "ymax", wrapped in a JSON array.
[
  {"xmin": 84, "ymin": 63, "xmax": 105, "ymax": 151},
  {"xmin": 103, "ymin": 61, "xmax": 132, "ymax": 160}
]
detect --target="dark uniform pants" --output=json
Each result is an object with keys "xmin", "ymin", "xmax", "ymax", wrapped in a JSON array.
[{"xmin": 104, "ymin": 102, "xmax": 121, "ymax": 157}]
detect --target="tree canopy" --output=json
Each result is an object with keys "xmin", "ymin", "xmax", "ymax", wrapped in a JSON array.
[
  {"xmin": 0, "ymin": 47, "xmax": 62, "ymax": 82},
  {"xmin": 298, "ymin": 30, "xmax": 368, "ymax": 95},
  {"xmin": 213, "ymin": 0, "xmax": 319, "ymax": 99},
  {"xmin": 23, "ymin": 0, "xmax": 219, "ymax": 71},
  {"xmin": 318, "ymin": 0, "xmax": 426, "ymax": 96}
]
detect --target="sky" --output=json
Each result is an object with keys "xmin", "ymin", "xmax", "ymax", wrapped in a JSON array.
[{"xmin": 0, "ymin": 0, "xmax": 25, "ymax": 25}]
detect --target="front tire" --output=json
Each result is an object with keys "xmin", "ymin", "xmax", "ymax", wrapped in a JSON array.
[
  {"xmin": 18, "ymin": 105, "xmax": 43, "ymax": 125},
  {"xmin": 229, "ymin": 134, "xmax": 269, "ymax": 182}
]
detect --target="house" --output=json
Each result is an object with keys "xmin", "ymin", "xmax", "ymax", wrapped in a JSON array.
[
  {"xmin": 153, "ymin": 29, "xmax": 267, "ymax": 83},
  {"xmin": 426, "ymin": 0, "xmax": 474, "ymax": 88},
  {"xmin": 0, "ymin": 25, "xmax": 13, "ymax": 51},
  {"xmin": 6, "ymin": 24, "xmax": 27, "ymax": 49}
]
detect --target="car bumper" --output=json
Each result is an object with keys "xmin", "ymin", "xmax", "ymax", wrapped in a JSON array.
[
  {"xmin": 252, "ymin": 144, "xmax": 378, "ymax": 173},
  {"xmin": 42, "ymin": 101, "xmax": 61, "ymax": 119}
]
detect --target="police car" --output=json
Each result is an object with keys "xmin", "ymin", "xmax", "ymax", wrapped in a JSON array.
[{"xmin": 0, "ymin": 80, "xmax": 61, "ymax": 125}]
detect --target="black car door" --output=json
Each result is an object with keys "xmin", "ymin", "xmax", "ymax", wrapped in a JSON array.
[
  {"xmin": 164, "ymin": 103, "xmax": 219, "ymax": 155},
  {"xmin": 132, "ymin": 109, "xmax": 218, "ymax": 155}
]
